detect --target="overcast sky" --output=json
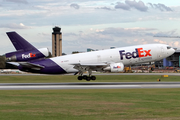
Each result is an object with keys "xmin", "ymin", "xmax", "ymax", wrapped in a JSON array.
[{"xmin": 0, "ymin": 0, "xmax": 180, "ymax": 54}]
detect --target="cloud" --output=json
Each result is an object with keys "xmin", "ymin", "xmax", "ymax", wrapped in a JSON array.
[
  {"xmin": 70, "ymin": 3, "xmax": 80, "ymax": 9},
  {"xmin": 0, "ymin": 23, "xmax": 30, "ymax": 29},
  {"xmin": 99, "ymin": 1, "xmax": 172, "ymax": 13},
  {"xmin": 4, "ymin": 0, "xmax": 28, "ymax": 4},
  {"xmin": 96, "ymin": 6, "xmax": 113, "ymax": 11},
  {"xmin": 96, "ymin": 27, "xmax": 156, "ymax": 37},
  {"xmin": 115, "ymin": 2, "xmax": 130, "ymax": 10},
  {"xmin": 154, "ymin": 30, "xmax": 178, "ymax": 37},
  {"xmin": 148, "ymin": 3, "xmax": 172, "ymax": 11},
  {"xmin": 154, "ymin": 39, "xmax": 167, "ymax": 44},
  {"xmin": 153, "ymin": 39, "xmax": 180, "ymax": 48},
  {"xmin": 173, "ymin": 41, "xmax": 179, "ymax": 47},
  {"xmin": 63, "ymin": 32, "xmax": 78, "ymax": 37},
  {"xmin": 114, "ymin": 0, "xmax": 148, "ymax": 12},
  {"xmin": 37, "ymin": 32, "xmax": 50, "ymax": 37},
  {"xmin": 125, "ymin": 0, "xmax": 148, "ymax": 12},
  {"xmin": 153, "ymin": 30, "xmax": 180, "ymax": 48}
]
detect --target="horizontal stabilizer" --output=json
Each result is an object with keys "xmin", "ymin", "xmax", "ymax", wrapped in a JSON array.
[{"xmin": 19, "ymin": 62, "xmax": 44, "ymax": 70}]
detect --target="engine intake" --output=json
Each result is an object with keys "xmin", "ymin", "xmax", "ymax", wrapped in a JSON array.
[{"xmin": 103, "ymin": 63, "xmax": 124, "ymax": 72}]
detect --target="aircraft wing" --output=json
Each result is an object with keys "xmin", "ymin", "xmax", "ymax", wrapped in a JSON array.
[{"xmin": 71, "ymin": 63, "xmax": 109, "ymax": 72}]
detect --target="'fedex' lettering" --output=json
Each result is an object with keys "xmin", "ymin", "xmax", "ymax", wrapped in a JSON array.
[
  {"xmin": 113, "ymin": 66, "xmax": 121, "ymax": 69},
  {"xmin": 119, "ymin": 48, "xmax": 151, "ymax": 60},
  {"xmin": 22, "ymin": 53, "xmax": 36, "ymax": 59}
]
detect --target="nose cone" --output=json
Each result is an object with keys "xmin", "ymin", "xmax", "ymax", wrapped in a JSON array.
[
  {"xmin": 171, "ymin": 48, "xmax": 176, "ymax": 55},
  {"xmin": 166, "ymin": 45, "xmax": 175, "ymax": 56}
]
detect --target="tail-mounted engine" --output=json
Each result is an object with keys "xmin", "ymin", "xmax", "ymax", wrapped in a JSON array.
[{"xmin": 5, "ymin": 48, "xmax": 51, "ymax": 62}]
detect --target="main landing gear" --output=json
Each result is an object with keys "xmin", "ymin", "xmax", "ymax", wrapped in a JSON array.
[
  {"xmin": 77, "ymin": 75, "xmax": 96, "ymax": 81},
  {"xmin": 76, "ymin": 69, "xmax": 96, "ymax": 81}
]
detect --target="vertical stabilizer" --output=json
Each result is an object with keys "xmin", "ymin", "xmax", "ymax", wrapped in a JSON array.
[{"xmin": 6, "ymin": 32, "xmax": 36, "ymax": 51}]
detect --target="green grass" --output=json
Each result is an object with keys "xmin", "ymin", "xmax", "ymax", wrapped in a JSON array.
[
  {"xmin": 0, "ymin": 75, "xmax": 179, "ymax": 83},
  {"xmin": 0, "ymin": 89, "xmax": 180, "ymax": 120},
  {"xmin": 0, "ymin": 75, "xmax": 180, "ymax": 119}
]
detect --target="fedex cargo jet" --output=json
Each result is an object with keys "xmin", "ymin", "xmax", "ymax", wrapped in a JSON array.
[{"xmin": 5, "ymin": 32, "xmax": 175, "ymax": 81}]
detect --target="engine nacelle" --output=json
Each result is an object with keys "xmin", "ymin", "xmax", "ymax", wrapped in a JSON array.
[
  {"xmin": 5, "ymin": 48, "xmax": 51, "ymax": 62},
  {"xmin": 103, "ymin": 63, "xmax": 124, "ymax": 72}
]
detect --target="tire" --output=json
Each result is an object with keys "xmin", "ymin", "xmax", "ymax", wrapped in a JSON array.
[
  {"xmin": 91, "ymin": 76, "xmax": 96, "ymax": 80},
  {"xmin": 86, "ymin": 77, "xmax": 91, "ymax": 81},
  {"xmin": 82, "ymin": 75, "xmax": 87, "ymax": 80},
  {"xmin": 78, "ymin": 76, "xmax": 82, "ymax": 80}
]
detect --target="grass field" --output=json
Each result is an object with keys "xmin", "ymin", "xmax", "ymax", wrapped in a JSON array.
[
  {"xmin": 0, "ymin": 75, "xmax": 180, "ymax": 120},
  {"xmin": 0, "ymin": 75, "xmax": 179, "ymax": 83},
  {"xmin": 0, "ymin": 89, "xmax": 180, "ymax": 120}
]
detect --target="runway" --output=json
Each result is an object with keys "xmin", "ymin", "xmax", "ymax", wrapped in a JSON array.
[
  {"xmin": 1, "ymin": 82, "xmax": 180, "ymax": 90},
  {"xmin": 0, "ymin": 73, "xmax": 180, "ymax": 76}
]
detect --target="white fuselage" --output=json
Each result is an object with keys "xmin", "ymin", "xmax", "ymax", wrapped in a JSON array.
[{"xmin": 50, "ymin": 44, "xmax": 175, "ymax": 73}]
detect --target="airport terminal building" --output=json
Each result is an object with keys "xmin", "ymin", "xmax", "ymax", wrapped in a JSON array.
[{"xmin": 155, "ymin": 50, "xmax": 180, "ymax": 67}]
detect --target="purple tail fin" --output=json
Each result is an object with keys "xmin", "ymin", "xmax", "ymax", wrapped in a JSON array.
[{"xmin": 6, "ymin": 32, "xmax": 36, "ymax": 51}]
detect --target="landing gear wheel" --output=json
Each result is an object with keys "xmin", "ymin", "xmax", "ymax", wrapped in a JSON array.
[
  {"xmin": 82, "ymin": 75, "xmax": 87, "ymax": 80},
  {"xmin": 86, "ymin": 77, "xmax": 91, "ymax": 81},
  {"xmin": 78, "ymin": 76, "xmax": 82, "ymax": 80},
  {"xmin": 91, "ymin": 76, "xmax": 96, "ymax": 80}
]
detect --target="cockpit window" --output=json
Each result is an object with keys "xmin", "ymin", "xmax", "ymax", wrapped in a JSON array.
[{"xmin": 167, "ymin": 46, "xmax": 171, "ymax": 49}]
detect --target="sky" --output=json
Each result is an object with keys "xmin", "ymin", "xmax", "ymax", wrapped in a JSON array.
[{"xmin": 0, "ymin": 0, "xmax": 180, "ymax": 54}]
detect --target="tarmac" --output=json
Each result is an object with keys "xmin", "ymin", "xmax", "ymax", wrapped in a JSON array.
[
  {"xmin": 1, "ymin": 82, "xmax": 180, "ymax": 90},
  {"xmin": 0, "ymin": 73, "xmax": 180, "ymax": 90},
  {"xmin": 0, "ymin": 73, "xmax": 180, "ymax": 76}
]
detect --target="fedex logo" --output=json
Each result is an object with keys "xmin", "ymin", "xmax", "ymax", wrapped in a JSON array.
[
  {"xmin": 113, "ymin": 66, "xmax": 121, "ymax": 69},
  {"xmin": 119, "ymin": 48, "xmax": 151, "ymax": 60},
  {"xmin": 22, "ymin": 53, "xmax": 36, "ymax": 59}
]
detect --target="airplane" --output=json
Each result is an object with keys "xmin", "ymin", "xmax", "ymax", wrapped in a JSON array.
[
  {"xmin": 0, "ymin": 69, "xmax": 22, "ymax": 74},
  {"xmin": 3, "ymin": 31, "xmax": 175, "ymax": 81},
  {"xmin": 0, "ymin": 69, "xmax": 12, "ymax": 74}
]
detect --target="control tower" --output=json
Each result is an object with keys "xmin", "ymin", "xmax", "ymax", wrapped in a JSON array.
[{"xmin": 52, "ymin": 26, "xmax": 62, "ymax": 57}]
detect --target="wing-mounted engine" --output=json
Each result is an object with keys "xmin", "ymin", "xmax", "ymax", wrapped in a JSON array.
[
  {"xmin": 5, "ymin": 48, "xmax": 51, "ymax": 62},
  {"xmin": 103, "ymin": 62, "xmax": 124, "ymax": 72}
]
